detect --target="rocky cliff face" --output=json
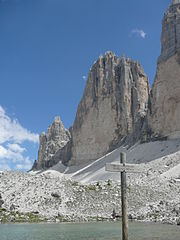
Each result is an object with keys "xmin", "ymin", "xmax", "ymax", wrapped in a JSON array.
[
  {"xmin": 68, "ymin": 52, "xmax": 150, "ymax": 165},
  {"xmin": 159, "ymin": 0, "xmax": 180, "ymax": 62},
  {"xmin": 35, "ymin": 116, "xmax": 70, "ymax": 169},
  {"xmin": 34, "ymin": 0, "xmax": 180, "ymax": 170},
  {"xmin": 35, "ymin": 53, "xmax": 150, "ymax": 169},
  {"xmin": 148, "ymin": 0, "xmax": 180, "ymax": 139}
]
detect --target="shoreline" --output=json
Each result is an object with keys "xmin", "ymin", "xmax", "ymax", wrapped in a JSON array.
[{"xmin": 0, "ymin": 215, "xmax": 180, "ymax": 226}]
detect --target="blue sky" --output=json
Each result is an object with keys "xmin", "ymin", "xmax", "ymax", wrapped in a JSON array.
[{"xmin": 0, "ymin": 0, "xmax": 171, "ymax": 170}]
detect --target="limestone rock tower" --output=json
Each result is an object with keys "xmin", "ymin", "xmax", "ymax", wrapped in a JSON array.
[
  {"xmin": 35, "ymin": 52, "xmax": 150, "ymax": 168},
  {"xmin": 160, "ymin": 0, "xmax": 180, "ymax": 62},
  {"xmin": 149, "ymin": 0, "xmax": 180, "ymax": 139},
  {"xmin": 36, "ymin": 116, "xmax": 70, "ymax": 169},
  {"xmin": 68, "ymin": 52, "xmax": 150, "ymax": 165}
]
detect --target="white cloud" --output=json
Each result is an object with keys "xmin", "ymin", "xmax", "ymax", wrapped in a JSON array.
[
  {"xmin": 0, "ymin": 146, "xmax": 7, "ymax": 159},
  {"xmin": 16, "ymin": 157, "xmax": 32, "ymax": 171},
  {"xmin": 82, "ymin": 76, "xmax": 87, "ymax": 81},
  {"xmin": 0, "ymin": 105, "xmax": 39, "ymax": 171},
  {"xmin": 0, "ymin": 144, "xmax": 25, "ymax": 163},
  {"xmin": 131, "ymin": 29, "xmax": 146, "ymax": 39},
  {"xmin": 0, "ymin": 163, "xmax": 10, "ymax": 171},
  {"xmin": 7, "ymin": 143, "xmax": 26, "ymax": 153},
  {"xmin": 0, "ymin": 106, "xmax": 39, "ymax": 144}
]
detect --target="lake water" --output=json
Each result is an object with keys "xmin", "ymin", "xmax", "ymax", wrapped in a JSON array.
[{"xmin": 0, "ymin": 222, "xmax": 180, "ymax": 240}]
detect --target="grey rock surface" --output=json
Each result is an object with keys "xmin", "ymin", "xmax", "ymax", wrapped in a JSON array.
[
  {"xmin": 159, "ymin": 0, "xmax": 180, "ymax": 62},
  {"xmin": 148, "ymin": 0, "xmax": 180, "ymax": 139},
  {"xmin": 1, "ymin": 145, "xmax": 180, "ymax": 224},
  {"xmin": 35, "ymin": 0, "xmax": 180, "ymax": 169},
  {"xmin": 35, "ymin": 116, "xmax": 70, "ymax": 169},
  {"xmin": 37, "ymin": 52, "xmax": 150, "ymax": 169},
  {"xmin": 172, "ymin": 0, "xmax": 180, "ymax": 5},
  {"xmin": 68, "ymin": 52, "xmax": 149, "ymax": 165},
  {"xmin": 148, "ymin": 54, "xmax": 180, "ymax": 139}
]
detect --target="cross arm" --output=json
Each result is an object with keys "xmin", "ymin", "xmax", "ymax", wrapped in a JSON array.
[{"xmin": 105, "ymin": 163, "xmax": 143, "ymax": 173}]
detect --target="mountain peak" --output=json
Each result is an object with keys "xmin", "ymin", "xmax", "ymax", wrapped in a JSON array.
[
  {"xmin": 172, "ymin": 0, "xmax": 180, "ymax": 5},
  {"xmin": 54, "ymin": 116, "xmax": 62, "ymax": 124}
]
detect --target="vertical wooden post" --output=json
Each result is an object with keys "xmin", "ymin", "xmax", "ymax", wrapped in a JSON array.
[{"xmin": 120, "ymin": 152, "xmax": 128, "ymax": 240}]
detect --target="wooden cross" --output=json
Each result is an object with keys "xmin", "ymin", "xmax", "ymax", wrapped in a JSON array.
[{"xmin": 105, "ymin": 152, "xmax": 142, "ymax": 240}]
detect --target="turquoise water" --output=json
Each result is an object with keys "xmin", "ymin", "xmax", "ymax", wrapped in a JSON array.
[{"xmin": 0, "ymin": 222, "xmax": 180, "ymax": 240}]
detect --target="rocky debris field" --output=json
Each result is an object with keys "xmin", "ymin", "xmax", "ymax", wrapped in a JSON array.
[{"xmin": 0, "ymin": 149, "xmax": 180, "ymax": 225}]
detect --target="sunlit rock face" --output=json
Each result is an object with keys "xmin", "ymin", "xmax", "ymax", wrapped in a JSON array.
[
  {"xmin": 36, "ymin": 116, "xmax": 70, "ymax": 169},
  {"xmin": 68, "ymin": 52, "xmax": 149, "ymax": 165},
  {"xmin": 33, "ymin": 0, "xmax": 180, "ymax": 170},
  {"xmin": 37, "ymin": 52, "xmax": 149, "ymax": 168},
  {"xmin": 160, "ymin": 0, "xmax": 180, "ymax": 62},
  {"xmin": 148, "ymin": 0, "xmax": 180, "ymax": 139}
]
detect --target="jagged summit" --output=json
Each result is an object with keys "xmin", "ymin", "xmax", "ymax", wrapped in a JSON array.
[
  {"xmin": 33, "ymin": 1, "xmax": 180, "ymax": 170},
  {"xmin": 54, "ymin": 115, "xmax": 62, "ymax": 123},
  {"xmin": 33, "ymin": 52, "xmax": 150, "ymax": 169},
  {"xmin": 68, "ymin": 52, "xmax": 149, "ymax": 165},
  {"xmin": 149, "ymin": 0, "xmax": 180, "ymax": 139},
  {"xmin": 159, "ymin": 0, "xmax": 180, "ymax": 62},
  {"xmin": 34, "ymin": 116, "xmax": 70, "ymax": 169},
  {"xmin": 98, "ymin": 51, "xmax": 137, "ymax": 63},
  {"xmin": 172, "ymin": 0, "xmax": 180, "ymax": 5},
  {"xmin": 104, "ymin": 50, "xmax": 116, "ymax": 57}
]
